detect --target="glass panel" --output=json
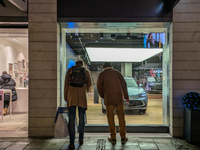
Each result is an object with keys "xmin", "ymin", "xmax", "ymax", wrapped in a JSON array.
[{"xmin": 60, "ymin": 22, "xmax": 170, "ymax": 125}]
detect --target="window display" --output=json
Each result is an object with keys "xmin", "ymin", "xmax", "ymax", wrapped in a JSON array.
[{"xmin": 60, "ymin": 22, "xmax": 170, "ymax": 126}]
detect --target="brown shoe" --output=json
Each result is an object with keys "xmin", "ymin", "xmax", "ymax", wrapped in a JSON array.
[
  {"xmin": 3, "ymin": 108, "xmax": 8, "ymax": 116},
  {"xmin": 79, "ymin": 139, "xmax": 83, "ymax": 145},
  {"xmin": 108, "ymin": 137, "xmax": 116, "ymax": 144},
  {"xmin": 121, "ymin": 137, "xmax": 128, "ymax": 144},
  {"xmin": 68, "ymin": 144, "xmax": 75, "ymax": 150}
]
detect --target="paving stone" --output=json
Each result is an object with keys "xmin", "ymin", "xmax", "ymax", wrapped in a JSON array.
[
  {"xmin": 25, "ymin": 141, "xmax": 49, "ymax": 149},
  {"xmin": 61, "ymin": 143, "xmax": 80, "ymax": 150},
  {"xmin": 24, "ymin": 149, "xmax": 43, "ymax": 150},
  {"xmin": 49, "ymin": 138, "xmax": 68, "ymax": 143},
  {"xmin": 16, "ymin": 138, "xmax": 35, "ymax": 142},
  {"xmin": 1, "ymin": 136, "xmax": 200, "ymax": 150},
  {"xmin": 154, "ymin": 139, "xmax": 176, "ymax": 150},
  {"xmin": 5, "ymin": 143, "xmax": 28, "ymax": 150},
  {"xmin": 121, "ymin": 145, "xmax": 141, "ymax": 150},
  {"xmin": 0, "ymin": 138, "xmax": 18, "ymax": 142},
  {"xmin": 0, "ymin": 142, "xmax": 13, "ymax": 149},
  {"xmin": 79, "ymin": 144, "xmax": 97, "ymax": 150},
  {"xmin": 138, "ymin": 139, "xmax": 158, "ymax": 150}
]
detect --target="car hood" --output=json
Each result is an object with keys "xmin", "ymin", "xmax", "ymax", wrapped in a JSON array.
[{"xmin": 127, "ymin": 87, "xmax": 145, "ymax": 96}]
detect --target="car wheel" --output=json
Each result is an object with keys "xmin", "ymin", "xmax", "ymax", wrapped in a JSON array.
[
  {"xmin": 102, "ymin": 105, "xmax": 106, "ymax": 114},
  {"xmin": 139, "ymin": 109, "xmax": 146, "ymax": 115}
]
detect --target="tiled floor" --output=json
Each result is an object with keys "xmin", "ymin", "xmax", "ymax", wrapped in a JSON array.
[
  {"xmin": 0, "ymin": 114, "xmax": 28, "ymax": 137},
  {"xmin": 0, "ymin": 133, "xmax": 200, "ymax": 150},
  {"xmin": 87, "ymin": 92, "xmax": 163, "ymax": 124}
]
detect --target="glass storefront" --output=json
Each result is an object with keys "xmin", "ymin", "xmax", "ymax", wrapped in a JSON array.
[
  {"xmin": 0, "ymin": 28, "xmax": 28, "ymax": 136},
  {"xmin": 60, "ymin": 22, "xmax": 170, "ymax": 126}
]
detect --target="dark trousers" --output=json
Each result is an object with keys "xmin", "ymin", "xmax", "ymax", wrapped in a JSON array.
[
  {"xmin": 68, "ymin": 106, "xmax": 86, "ymax": 144},
  {"xmin": 4, "ymin": 101, "xmax": 10, "ymax": 108}
]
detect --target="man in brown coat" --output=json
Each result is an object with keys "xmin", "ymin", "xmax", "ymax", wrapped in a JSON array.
[
  {"xmin": 64, "ymin": 60, "xmax": 92, "ymax": 150},
  {"xmin": 97, "ymin": 62, "xmax": 129, "ymax": 144}
]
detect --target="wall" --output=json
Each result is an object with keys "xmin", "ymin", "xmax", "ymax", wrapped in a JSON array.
[
  {"xmin": 172, "ymin": 0, "xmax": 200, "ymax": 137},
  {"xmin": 0, "ymin": 38, "xmax": 28, "ymax": 87},
  {"xmin": 28, "ymin": 0, "xmax": 59, "ymax": 137}
]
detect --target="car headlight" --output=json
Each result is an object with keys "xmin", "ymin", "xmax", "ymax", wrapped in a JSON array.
[{"xmin": 138, "ymin": 91, "xmax": 147, "ymax": 97}]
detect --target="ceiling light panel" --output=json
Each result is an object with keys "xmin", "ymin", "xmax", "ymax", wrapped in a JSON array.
[{"xmin": 85, "ymin": 47, "xmax": 163, "ymax": 62}]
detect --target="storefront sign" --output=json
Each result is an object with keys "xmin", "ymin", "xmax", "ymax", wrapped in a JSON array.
[{"xmin": 154, "ymin": 70, "xmax": 162, "ymax": 73}]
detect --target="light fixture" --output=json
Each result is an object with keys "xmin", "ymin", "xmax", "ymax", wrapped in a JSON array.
[
  {"xmin": 111, "ymin": 34, "xmax": 116, "ymax": 40},
  {"xmin": 127, "ymin": 33, "xmax": 130, "ymax": 40},
  {"xmin": 85, "ymin": 47, "xmax": 163, "ymax": 62},
  {"xmin": 100, "ymin": 33, "xmax": 103, "ymax": 39},
  {"xmin": 13, "ymin": 39, "xmax": 18, "ymax": 42}
]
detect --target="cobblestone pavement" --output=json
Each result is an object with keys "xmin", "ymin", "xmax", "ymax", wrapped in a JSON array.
[{"xmin": 0, "ymin": 134, "xmax": 200, "ymax": 150}]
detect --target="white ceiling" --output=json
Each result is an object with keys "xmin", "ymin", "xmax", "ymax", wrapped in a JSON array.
[
  {"xmin": 4, "ymin": 38, "xmax": 28, "ymax": 49},
  {"xmin": 0, "ymin": 28, "xmax": 28, "ymax": 49}
]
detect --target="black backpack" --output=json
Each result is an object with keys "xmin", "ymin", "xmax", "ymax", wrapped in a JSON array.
[{"xmin": 69, "ymin": 66, "xmax": 87, "ymax": 87}]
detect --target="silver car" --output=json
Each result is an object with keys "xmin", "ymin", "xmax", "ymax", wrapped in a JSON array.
[{"xmin": 102, "ymin": 77, "xmax": 148, "ymax": 114}]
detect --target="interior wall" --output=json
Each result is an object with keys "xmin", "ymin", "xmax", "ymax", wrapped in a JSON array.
[{"xmin": 0, "ymin": 38, "xmax": 28, "ymax": 87}]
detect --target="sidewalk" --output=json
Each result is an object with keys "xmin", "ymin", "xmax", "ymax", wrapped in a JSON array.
[{"xmin": 0, "ymin": 133, "xmax": 200, "ymax": 150}]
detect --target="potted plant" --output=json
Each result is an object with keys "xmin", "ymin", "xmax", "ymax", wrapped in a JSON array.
[{"xmin": 182, "ymin": 92, "xmax": 200, "ymax": 144}]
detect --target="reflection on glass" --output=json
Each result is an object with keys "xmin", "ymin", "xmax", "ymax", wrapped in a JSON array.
[
  {"xmin": 61, "ymin": 23, "xmax": 170, "ymax": 126},
  {"xmin": 125, "ymin": 78, "xmax": 138, "ymax": 87}
]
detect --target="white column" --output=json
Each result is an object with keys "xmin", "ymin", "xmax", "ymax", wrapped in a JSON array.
[{"xmin": 121, "ymin": 62, "xmax": 132, "ymax": 77}]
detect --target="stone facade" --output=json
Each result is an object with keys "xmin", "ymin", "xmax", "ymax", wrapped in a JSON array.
[
  {"xmin": 27, "ymin": 0, "xmax": 200, "ymax": 137},
  {"xmin": 28, "ymin": 0, "xmax": 60, "ymax": 136},
  {"xmin": 171, "ymin": 0, "xmax": 200, "ymax": 137}
]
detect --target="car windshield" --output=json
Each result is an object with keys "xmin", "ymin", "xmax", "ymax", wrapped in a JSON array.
[{"xmin": 125, "ymin": 78, "xmax": 138, "ymax": 87}]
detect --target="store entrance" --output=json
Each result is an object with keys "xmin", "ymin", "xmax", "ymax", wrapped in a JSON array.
[
  {"xmin": 0, "ymin": 28, "xmax": 28, "ymax": 137},
  {"xmin": 60, "ymin": 22, "xmax": 170, "ymax": 132}
]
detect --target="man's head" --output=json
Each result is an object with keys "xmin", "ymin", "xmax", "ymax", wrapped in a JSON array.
[
  {"xmin": 103, "ymin": 62, "xmax": 113, "ymax": 68},
  {"xmin": 2, "ymin": 71, "xmax": 7, "ymax": 74},
  {"xmin": 76, "ymin": 60, "xmax": 83, "ymax": 67}
]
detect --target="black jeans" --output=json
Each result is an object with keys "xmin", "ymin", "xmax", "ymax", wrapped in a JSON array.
[
  {"xmin": 68, "ymin": 106, "xmax": 86, "ymax": 144},
  {"xmin": 4, "ymin": 101, "xmax": 10, "ymax": 108}
]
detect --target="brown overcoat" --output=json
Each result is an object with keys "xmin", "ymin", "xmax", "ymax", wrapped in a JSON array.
[
  {"xmin": 97, "ymin": 67, "xmax": 129, "ymax": 106},
  {"xmin": 64, "ymin": 67, "xmax": 92, "ymax": 109}
]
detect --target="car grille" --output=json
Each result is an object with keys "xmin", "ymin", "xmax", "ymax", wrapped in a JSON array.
[{"xmin": 129, "ymin": 100, "xmax": 143, "ymax": 106}]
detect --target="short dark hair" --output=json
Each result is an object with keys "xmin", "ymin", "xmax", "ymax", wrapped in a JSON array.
[
  {"xmin": 76, "ymin": 60, "xmax": 83, "ymax": 66},
  {"xmin": 2, "ymin": 71, "xmax": 7, "ymax": 74}
]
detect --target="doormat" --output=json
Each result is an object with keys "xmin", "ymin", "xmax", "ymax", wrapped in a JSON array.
[
  {"xmin": 170, "ymin": 139, "xmax": 188, "ymax": 149},
  {"xmin": 96, "ymin": 139, "xmax": 106, "ymax": 150}
]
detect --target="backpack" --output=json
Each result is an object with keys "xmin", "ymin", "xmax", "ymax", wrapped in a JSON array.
[{"xmin": 69, "ymin": 66, "xmax": 87, "ymax": 87}]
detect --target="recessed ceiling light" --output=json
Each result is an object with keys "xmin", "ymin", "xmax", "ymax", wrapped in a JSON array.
[
  {"xmin": 13, "ymin": 39, "xmax": 18, "ymax": 42},
  {"xmin": 85, "ymin": 47, "xmax": 163, "ymax": 62}
]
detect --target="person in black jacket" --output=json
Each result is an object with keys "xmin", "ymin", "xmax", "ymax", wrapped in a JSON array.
[{"xmin": 0, "ymin": 71, "xmax": 17, "ymax": 115}]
